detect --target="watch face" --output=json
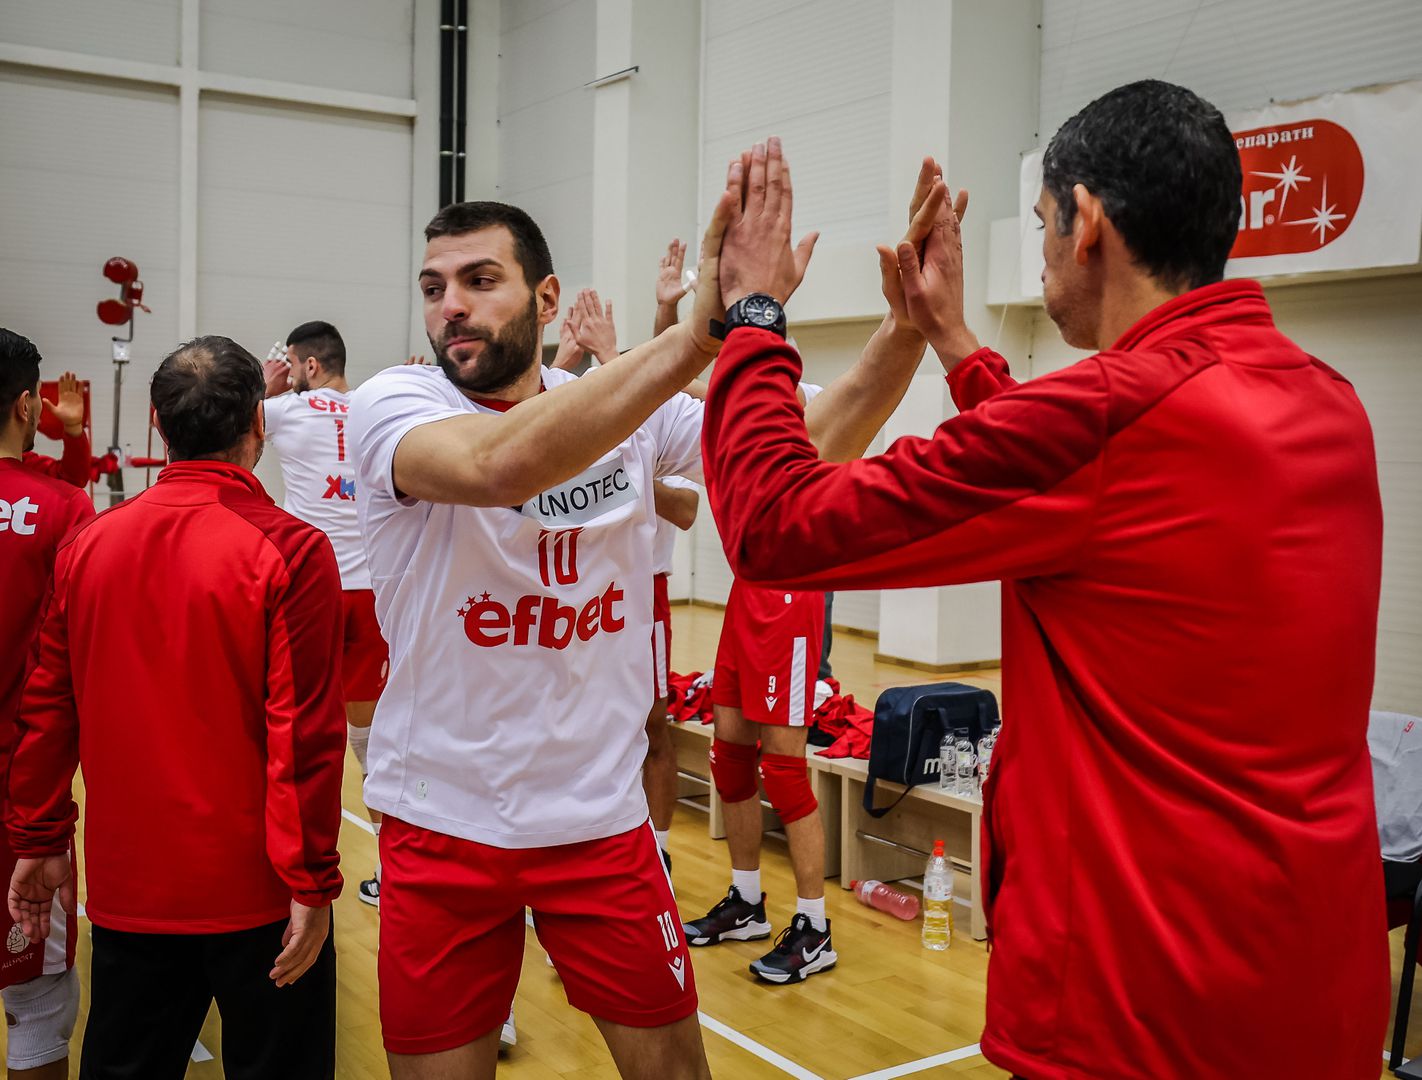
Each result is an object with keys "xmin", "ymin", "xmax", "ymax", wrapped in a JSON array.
[{"xmin": 744, "ymin": 295, "xmax": 779, "ymax": 325}]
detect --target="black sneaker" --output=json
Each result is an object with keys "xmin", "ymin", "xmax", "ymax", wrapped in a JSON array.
[
  {"xmin": 357, "ymin": 875, "xmax": 380, "ymax": 908},
  {"xmin": 682, "ymin": 886, "xmax": 771, "ymax": 946},
  {"xmin": 749, "ymin": 913, "xmax": 837, "ymax": 983}
]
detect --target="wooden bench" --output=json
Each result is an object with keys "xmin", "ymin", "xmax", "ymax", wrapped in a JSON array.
[{"xmin": 667, "ymin": 720, "xmax": 986, "ymax": 940}]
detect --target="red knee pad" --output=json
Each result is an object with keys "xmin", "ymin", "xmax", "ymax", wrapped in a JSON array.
[
  {"xmin": 709, "ymin": 739, "xmax": 759, "ymax": 804},
  {"xmin": 759, "ymin": 753, "xmax": 817, "ymax": 825}
]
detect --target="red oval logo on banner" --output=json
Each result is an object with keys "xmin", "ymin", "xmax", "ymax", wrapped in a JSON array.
[{"xmin": 1230, "ymin": 119, "xmax": 1364, "ymax": 258}]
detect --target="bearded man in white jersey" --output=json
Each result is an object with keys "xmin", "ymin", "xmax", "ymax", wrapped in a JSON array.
[
  {"xmin": 262, "ymin": 321, "xmax": 388, "ymax": 905},
  {"xmin": 348, "ymin": 151, "xmax": 936, "ymax": 1078}
]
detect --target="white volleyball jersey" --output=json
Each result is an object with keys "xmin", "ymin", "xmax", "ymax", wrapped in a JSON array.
[
  {"xmin": 348, "ymin": 364, "xmax": 704, "ymax": 848},
  {"xmin": 264, "ymin": 388, "xmax": 371, "ymax": 590},
  {"xmin": 651, "ymin": 475, "xmax": 699, "ymax": 577}
]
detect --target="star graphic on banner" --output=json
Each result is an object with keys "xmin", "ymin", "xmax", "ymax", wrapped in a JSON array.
[
  {"xmin": 1285, "ymin": 175, "xmax": 1347, "ymax": 247},
  {"xmin": 480, "ymin": 591, "xmax": 492, "ymax": 602},
  {"xmin": 1251, "ymin": 154, "xmax": 1311, "ymax": 219},
  {"xmin": 465, "ymin": 595, "xmax": 479, "ymax": 607},
  {"xmin": 457, "ymin": 607, "xmax": 469, "ymax": 618}
]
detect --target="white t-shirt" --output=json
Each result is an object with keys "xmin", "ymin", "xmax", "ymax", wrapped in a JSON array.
[
  {"xmin": 348, "ymin": 364, "xmax": 705, "ymax": 848},
  {"xmin": 651, "ymin": 475, "xmax": 700, "ymax": 577},
  {"xmin": 264, "ymin": 388, "xmax": 371, "ymax": 590}
]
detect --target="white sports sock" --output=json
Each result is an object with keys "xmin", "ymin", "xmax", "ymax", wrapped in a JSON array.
[
  {"xmin": 731, "ymin": 868, "xmax": 761, "ymax": 902},
  {"xmin": 654, "ymin": 828, "xmax": 670, "ymax": 853},
  {"xmin": 797, "ymin": 895, "xmax": 827, "ymax": 932},
  {"xmin": 347, "ymin": 722, "xmax": 371, "ymax": 775}
]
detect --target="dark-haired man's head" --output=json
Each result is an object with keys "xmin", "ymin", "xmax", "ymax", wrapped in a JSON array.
[
  {"xmin": 1037, "ymin": 80, "xmax": 1242, "ymax": 349},
  {"xmin": 419, "ymin": 202, "xmax": 560, "ymax": 398},
  {"xmin": 0, "ymin": 328, "xmax": 44, "ymax": 455},
  {"xmin": 285, "ymin": 320, "xmax": 347, "ymax": 393},
  {"xmin": 151, "ymin": 337, "xmax": 266, "ymax": 469}
]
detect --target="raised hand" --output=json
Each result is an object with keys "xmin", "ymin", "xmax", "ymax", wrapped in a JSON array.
[
  {"xmin": 876, "ymin": 156, "xmax": 976, "ymax": 363},
  {"xmin": 262, "ymin": 357, "xmax": 292, "ymax": 398},
  {"xmin": 8, "ymin": 855, "xmax": 73, "ymax": 945},
  {"xmin": 655, "ymin": 239, "xmax": 689, "ymax": 308},
  {"xmin": 717, "ymin": 137, "xmax": 819, "ymax": 309},
  {"xmin": 404, "ymin": 354, "xmax": 430, "ymax": 366},
  {"xmin": 550, "ymin": 306, "xmax": 585, "ymax": 371},
  {"xmin": 572, "ymin": 289, "xmax": 619, "ymax": 364},
  {"xmin": 42, "ymin": 371, "xmax": 85, "ymax": 435}
]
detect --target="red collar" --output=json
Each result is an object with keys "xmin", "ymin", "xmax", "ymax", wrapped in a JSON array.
[
  {"xmin": 1111, "ymin": 279, "xmax": 1274, "ymax": 353},
  {"xmin": 155, "ymin": 459, "xmax": 269, "ymax": 498},
  {"xmin": 469, "ymin": 379, "xmax": 546, "ymax": 413}
]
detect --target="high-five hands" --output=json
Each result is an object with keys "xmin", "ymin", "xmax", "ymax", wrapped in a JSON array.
[
  {"xmin": 656, "ymin": 240, "xmax": 690, "ymax": 308},
  {"xmin": 876, "ymin": 156, "xmax": 978, "ymax": 364},
  {"xmin": 572, "ymin": 289, "xmax": 619, "ymax": 364},
  {"xmin": 716, "ymin": 138, "xmax": 819, "ymax": 309}
]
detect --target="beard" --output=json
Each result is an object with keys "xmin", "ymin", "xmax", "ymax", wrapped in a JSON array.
[{"xmin": 432, "ymin": 298, "xmax": 541, "ymax": 396}]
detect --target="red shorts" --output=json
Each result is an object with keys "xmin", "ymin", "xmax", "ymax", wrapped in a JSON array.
[
  {"xmin": 652, "ymin": 573, "xmax": 672, "ymax": 701},
  {"xmin": 378, "ymin": 817, "xmax": 697, "ymax": 1054},
  {"xmin": 711, "ymin": 581, "xmax": 824, "ymax": 726},
  {"xmin": 341, "ymin": 589, "xmax": 388, "ymax": 702}
]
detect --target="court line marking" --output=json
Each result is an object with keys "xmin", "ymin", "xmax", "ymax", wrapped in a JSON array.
[
  {"xmin": 191, "ymin": 1040, "xmax": 214, "ymax": 1062},
  {"xmin": 342, "ymin": 808, "xmax": 377, "ymax": 835},
  {"xmin": 846, "ymin": 1042, "xmax": 982, "ymax": 1079},
  {"xmin": 697, "ymin": 1011, "xmax": 824, "ymax": 1080}
]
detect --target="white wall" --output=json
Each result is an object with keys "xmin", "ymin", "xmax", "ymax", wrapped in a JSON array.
[
  {"xmin": 0, "ymin": 1, "xmax": 424, "ymax": 508},
  {"xmin": 497, "ymin": 0, "xmax": 597, "ymax": 337},
  {"xmin": 1039, "ymin": 0, "xmax": 1422, "ymax": 140},
  {"xmin": 0, "ymin": 65, "xmax": 182, "ymax": 472}
]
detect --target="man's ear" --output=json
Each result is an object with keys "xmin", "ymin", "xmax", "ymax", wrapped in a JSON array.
[
  {"xmin": 536, "ymin": 275, "xmax": 561, "ymax": 327},
  {"xmin": 1072, "ymin": 183, "xmax": 1103, "ymax": 266},
  {"xmin": 253, "ymin": 400, "xmax": 266, "ymax": 443}
]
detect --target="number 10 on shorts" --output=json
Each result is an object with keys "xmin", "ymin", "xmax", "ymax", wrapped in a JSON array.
[{"xmin": 657, "ymin": 910, "xmax": 680, "ymax": 952}]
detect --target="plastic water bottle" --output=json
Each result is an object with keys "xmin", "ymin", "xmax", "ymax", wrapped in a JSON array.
[
  {"xmin": 921, "ymin": 839, "xmax": 953, "ymax": 950},
  {"xmin": 938, "ymin": 733, "xmax": 956, "ymax": 791},
  {"xmin": 954, "ymin": 729, "xmax": 977, "ymax": 796},
  {"xmin": 978, "ymin": 724, "xmax": 999, "ymax": 788},
  {"xmin": 849, "ymin": 879, "xmax": 920, "ymax": 921}
]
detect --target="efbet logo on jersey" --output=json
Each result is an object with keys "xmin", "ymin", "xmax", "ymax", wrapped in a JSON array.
[
  {"xmin": 1231, "ymin": 119, "xmax": 1364, "ymax": 258},
  {"xmin": 457, "ymin": 529, "xmax": 625, "ymax": 650},
  {"xmin": 322, "ymin": 475, "xmax": 355, "ymax": 501}
]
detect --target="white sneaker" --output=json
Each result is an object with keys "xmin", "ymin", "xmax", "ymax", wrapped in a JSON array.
[{"xmin": 500, "ymin": 1009, "xmax": 517, "ymax": 1050}]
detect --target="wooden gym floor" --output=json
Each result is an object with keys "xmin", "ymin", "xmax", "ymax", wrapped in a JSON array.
[{"xmin": 10, "ymin": 602, "xmax": 1419, "ymax": 1078}]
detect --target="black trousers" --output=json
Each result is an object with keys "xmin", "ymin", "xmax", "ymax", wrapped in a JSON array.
[{"xmin": 80, "ymin": 917, "xmax": 336, "ymax": 1080}]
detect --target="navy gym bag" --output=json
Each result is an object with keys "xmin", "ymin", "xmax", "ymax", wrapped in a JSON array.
[{"xmin": 863, "ymin": 683, "xmax": 999, "ymax": 817}]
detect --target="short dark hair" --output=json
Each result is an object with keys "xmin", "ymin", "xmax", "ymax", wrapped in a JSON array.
[
  {"xmin": 1042, "ymin": 79, "xmax": 1242, "ymax": 292},
  {"xmin": 150, "ymin": 336, "xmax": 264, "ymax": 461},
  {"xmin": 424, "ymin": 201, "xmax": 554, "ymax": 289},
  {"xmin": 286, "ymin": 320, "xmax": 346, "ymax": 376},
  {"xmin": 0, "ymin": 328, "xmax": 42, "ymax": 419}
]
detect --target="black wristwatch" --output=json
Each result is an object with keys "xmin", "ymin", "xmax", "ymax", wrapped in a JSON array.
[{"xmin": 709, "ymin": 293, "xmax": 787, "ymax": 340}]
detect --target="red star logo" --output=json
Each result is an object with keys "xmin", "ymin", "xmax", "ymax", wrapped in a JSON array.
[{"xmin": 480, "ymin": 591, "xmax": 492, "ymax": 602}]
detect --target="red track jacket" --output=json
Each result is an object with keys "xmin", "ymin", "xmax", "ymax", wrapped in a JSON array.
[
  {"xmin": 703, "ymin": 280, "xmax": 1388, "ymax": 1079},
  {"xmin": 7, "ymin": 461, "xmax": 346, "ymax": 934},
  {"xmin": 22, "ymin": 430, "xmax": 91, "ymax": 489}
]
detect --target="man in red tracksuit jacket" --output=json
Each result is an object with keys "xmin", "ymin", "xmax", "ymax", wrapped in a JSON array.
[
  {"xmin": 0, "ymin": 329, "xmax": 95, "ymax": 1080},
  {"xmin": 701, "ymin": 84, "xmax": 1388, "ymax": 1079},
  {"xmin": 7, "ymin": 336, "xmax": 347, "ymax": 1080}
]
